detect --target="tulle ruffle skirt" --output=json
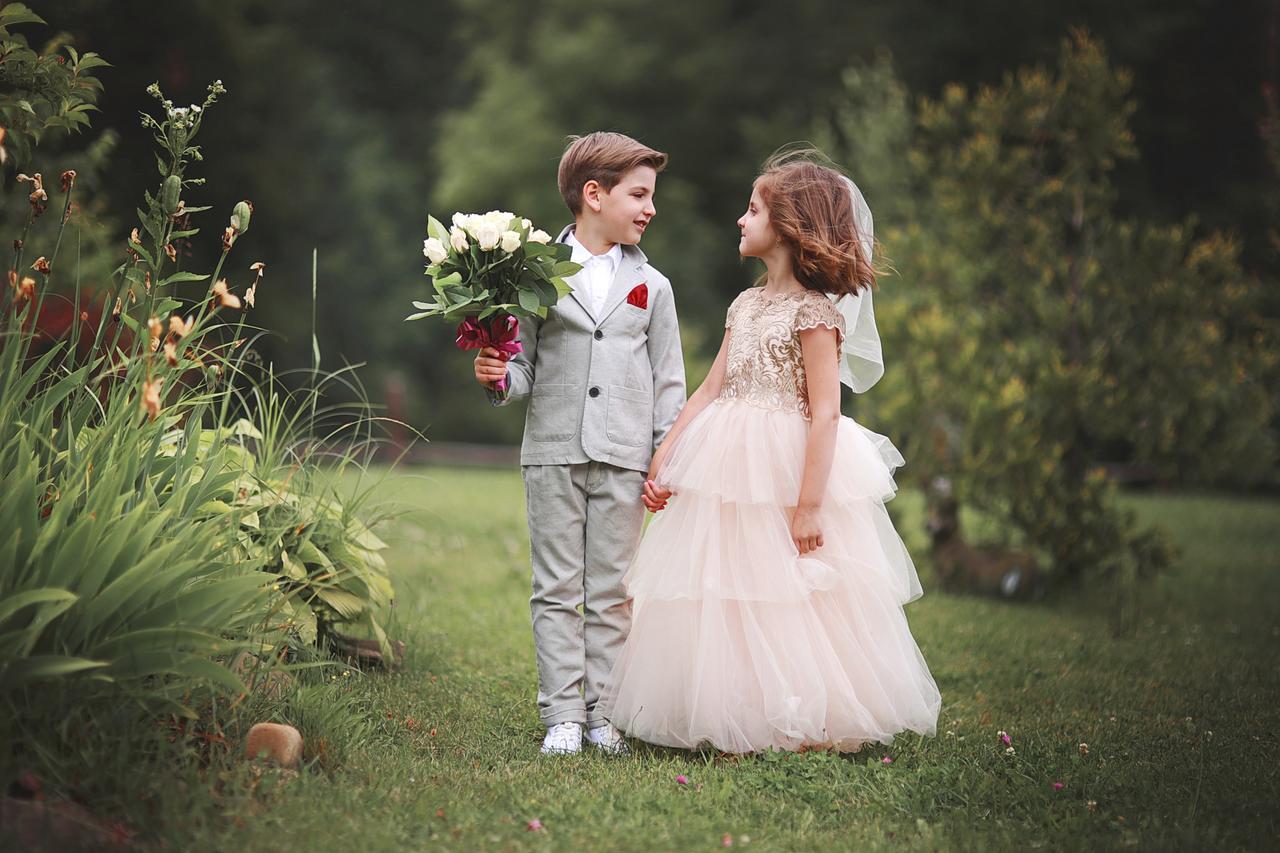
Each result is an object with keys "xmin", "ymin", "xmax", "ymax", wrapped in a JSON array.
[{"xmin": 598, "ymin": 398, "xmax": 941, "ymax": 753}]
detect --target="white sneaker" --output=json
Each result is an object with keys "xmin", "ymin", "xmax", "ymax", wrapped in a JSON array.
[
  {"xmin": 585, "ymin": 722, "xmax": 630, "ymax": 755},
  {"xmin": 540, "ymin": 722, "xmax": 582, "ymax": 755}
]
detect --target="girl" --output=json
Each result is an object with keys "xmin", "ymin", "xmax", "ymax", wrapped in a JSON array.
[{"xmin": 597, "ymin": 151, "xmax": 941, "ymax": 753}]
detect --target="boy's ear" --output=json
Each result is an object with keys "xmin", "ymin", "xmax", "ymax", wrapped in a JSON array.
[{"xmin": 582, "ymin": 179, "xmax": 604, "ymax": 213}]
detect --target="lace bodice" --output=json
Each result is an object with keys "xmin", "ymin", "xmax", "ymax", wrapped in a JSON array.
[{"xmin": 717, "ymin": 287, "xmax": 847, "ymax": 420}]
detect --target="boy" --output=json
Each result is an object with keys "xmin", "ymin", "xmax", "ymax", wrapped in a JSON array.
[{"xmin": 474, "ymin": 132, "xmax": 685, "ymax": 755}]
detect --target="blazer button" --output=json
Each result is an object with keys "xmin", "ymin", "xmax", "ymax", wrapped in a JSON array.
[
  {"xmin": 593, "ymin": 330, "xmax": 603, "ymax": 340},
  {"xmin": 589, "ymin": 387, "xmax": 600, "ymax": 398}
]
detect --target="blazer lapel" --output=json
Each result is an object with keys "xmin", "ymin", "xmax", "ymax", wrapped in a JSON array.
[
  {"xmin": 595, "ymin": 245, "xmax": 648, "ymax": 324},
  {"xmin": 554, "ymin": 225, "xmax": 597, "ymax": 322}
]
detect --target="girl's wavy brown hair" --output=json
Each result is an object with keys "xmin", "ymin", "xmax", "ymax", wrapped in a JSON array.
[{"xmin": 754, "ymin": 148, "xmax": 877, "ymax": 296}]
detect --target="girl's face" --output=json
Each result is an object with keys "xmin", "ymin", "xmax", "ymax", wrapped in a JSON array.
[{"xmin": 737, "ymin": 185, "xmax": 777, "ymax": 258}]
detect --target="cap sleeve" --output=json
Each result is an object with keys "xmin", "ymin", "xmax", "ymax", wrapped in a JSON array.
[
  {"xmin": 794, "ymin": 292, "xmax": 846, "ymax": 344},
  {"xmin": 725, "ymin": 289, "xmax": 751, "ymax": 329}
]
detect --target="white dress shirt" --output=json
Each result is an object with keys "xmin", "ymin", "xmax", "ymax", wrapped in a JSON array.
[{"xmin": 565, "ymin": 231, "xmax": 622, "ymax": 317}]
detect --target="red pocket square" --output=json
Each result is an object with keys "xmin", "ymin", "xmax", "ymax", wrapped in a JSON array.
[{"xmin": 626, "ymin": 283, "xmax": 648, "ymax": 310}]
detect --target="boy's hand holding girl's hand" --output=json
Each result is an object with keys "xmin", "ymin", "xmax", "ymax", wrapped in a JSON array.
[
  {"xmin": 473, "ymin": 345, "xmax": 510, "ymax": 390},
  {"xmin": 642, "ymin": 447, "xmax": 673, "ymax": 512},
  {"xmin": 642, "ymin": 479, "xmax": 672, "ymax": 512}
]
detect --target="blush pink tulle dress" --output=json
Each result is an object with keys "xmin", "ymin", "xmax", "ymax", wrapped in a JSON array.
[{"xmin": 597, "ymin": 287, "xmax": 941, "ymax": 753}]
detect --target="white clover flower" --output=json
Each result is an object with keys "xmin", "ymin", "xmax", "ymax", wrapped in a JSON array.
[
  {"xmin": 499, "ymin": 230, "xmax": 521, "ymax": 253},
  {"xmin": 449, "ymin": 226, "xmax": 469, "ymax": 253},
  {"xmin": 423, "ymin": 237, "xmax": 448, "ymax": 264}
]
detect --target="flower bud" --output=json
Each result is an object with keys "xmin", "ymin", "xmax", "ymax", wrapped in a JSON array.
[
  {"xmin": 230, "ymin": 200, "xmax": 253, "ymax": 234},
  {"xmin": 423, "ymin": 237, "xmax": 448, "ymax": 265},
  {"xmin": 160, "ymin": 174, "xmax": 181, "ymax": 215}
]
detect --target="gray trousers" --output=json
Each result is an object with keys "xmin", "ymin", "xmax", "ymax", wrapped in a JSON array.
[{"xmin": 522, "ymin": 462, "xmax": 646, "ymax": 728}]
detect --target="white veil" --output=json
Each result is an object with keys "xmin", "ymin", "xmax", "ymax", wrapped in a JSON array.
[{"xmin": 832, "ymin": 177, "xmax": 884, "ymax": 393}]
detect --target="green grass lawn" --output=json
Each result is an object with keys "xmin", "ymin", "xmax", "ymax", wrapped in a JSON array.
[{"xmin": 147, "ymin": 469, "xmax": 1280, "ymax": 849}]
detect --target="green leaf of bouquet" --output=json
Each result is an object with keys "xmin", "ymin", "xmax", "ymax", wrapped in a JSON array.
[
  {"xmin": 522, "ymin": 243, "xmax": 556, "ymax": 259},
  {"xmin": 552, "ymin": 260, "xmax": 582, "ymax": 277},
  {"xmin": 516, "ymin": 287, "xmax": 541, "ymax": 313},
  {"xmin": 550, "ymin": 277, "xmax": 574, "ymax": 298},
  {"xmin": 531, "ymin": 278, "xmax": 559, "ymax": 305},
  {"xmin": 433, "ymin": 271, "xmax": 463, "ymax": 288},
  {"xmin": 426, "ymin": 215, "xmax": 449, "ymax": 243}
]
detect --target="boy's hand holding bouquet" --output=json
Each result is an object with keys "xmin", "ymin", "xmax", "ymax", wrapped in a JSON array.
[{"xmin": 407, "ymin": 210, "xmax": 580, "ymax": 399}]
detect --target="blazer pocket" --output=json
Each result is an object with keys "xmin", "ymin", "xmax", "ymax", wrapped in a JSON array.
[
  {"xmin": 605, "ymin": 384, "xmax": 651, "ymax": 448},
  {"xmin": 614, "ymin": 306, "xmax": 648, "ymax": 334},
  {"xmin": 529, "ymin": 383, "xmax": 579, "ymax": 443}
]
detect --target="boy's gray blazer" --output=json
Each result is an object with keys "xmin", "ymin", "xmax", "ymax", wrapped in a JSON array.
[{"xmin": 487, "ymin": 226, "xmax": 686, "ymax": 473}]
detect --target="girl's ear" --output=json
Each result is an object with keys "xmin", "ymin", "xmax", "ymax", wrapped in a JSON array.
[{"xmin": 582, "ymin": 180, "xmax": 603, "ymax": 213}]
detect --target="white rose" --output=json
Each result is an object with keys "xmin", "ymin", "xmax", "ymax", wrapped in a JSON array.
[
  {"xmin": 474, "ymin": 220, "xmax": 502, "ymax": 251},
  {"xmin": 527, "ymin": 229, "xmax": 552, "ymax": 244},
  {"xmin": 500, "ymin": 230, "xmax": 522, "ymax": 253},
  {"xmin": 451, "ymin": 212, "xmax": 469, "ymax": 230},
  {"xmin": 449, "ymin": 226, "xmax": 469, "ymax": 253},
  {"xmin": 423, "ymin": 237, "xmax": 448, "ymax": 264},
  {"xmin": 521, "ymin": 218, "xmax": 532, "ymax": 230}
]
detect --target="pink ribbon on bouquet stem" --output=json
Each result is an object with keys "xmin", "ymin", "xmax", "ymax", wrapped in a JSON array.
[{"xmin": 455, "ymin": 314, "xmax": 522, "ymax": 394}]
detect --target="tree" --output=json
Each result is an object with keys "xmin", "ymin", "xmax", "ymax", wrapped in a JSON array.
[{"xmin": 820, "ymin": 32, "xmax": 1277, "ymax": 592}]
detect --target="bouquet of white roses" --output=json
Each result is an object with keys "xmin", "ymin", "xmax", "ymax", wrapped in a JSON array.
[{"xmin": 407, "ymin": 210, "xmax": 580, "ymax": 398}]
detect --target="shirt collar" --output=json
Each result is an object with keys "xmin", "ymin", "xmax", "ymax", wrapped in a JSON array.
[{"xmin": 566, "ymin": 230, "xmax": 623, "ymax": 272}]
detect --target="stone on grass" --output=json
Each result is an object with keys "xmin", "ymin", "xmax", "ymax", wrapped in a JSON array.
[{"xmin": 244, "ymin": 723, "xmax": 303, "ymax": 768}]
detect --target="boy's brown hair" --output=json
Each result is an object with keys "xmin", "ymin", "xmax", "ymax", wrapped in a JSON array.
[{"xmin": 557, "ymin": 132, "xmax": 668, "ymax": 216}]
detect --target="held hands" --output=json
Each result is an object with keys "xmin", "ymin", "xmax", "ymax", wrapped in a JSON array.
[
  {"xmin": 641, "ymin": 449, "xmax": 673, "ymax": 512},
  {"xmin": 473, "ymin": 346, "xmax": 510, "ymax": 390},
  {"xmin": 791, "ymin": 506, "xmax": 824, "ymax": 555},
  {"xmin": 641, "ymin": 479, "xmax": 672, "ymax": 513}
]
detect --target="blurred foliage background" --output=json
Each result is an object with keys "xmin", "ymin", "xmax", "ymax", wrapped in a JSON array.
[{"xmin": 11, "ymin": 0, "xmax": 1278, "ymax": 481}]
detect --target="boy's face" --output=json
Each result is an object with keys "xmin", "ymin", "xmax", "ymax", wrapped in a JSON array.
[{"xmin": 587, "ymin": 165, "xmax": 657, "ymax": 245}]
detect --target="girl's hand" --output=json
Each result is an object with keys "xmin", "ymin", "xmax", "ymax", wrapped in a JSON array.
[
  {"xmin": 642, "ymin": 479, "xmax": 672, "ymax": 512},
  {"xmin": 473, "ymin": 346, "xmax": 509, "ymax": 389},
  {"xmin": 791, "ymin": 507, "xmax": 824, "ymax": 554}
]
